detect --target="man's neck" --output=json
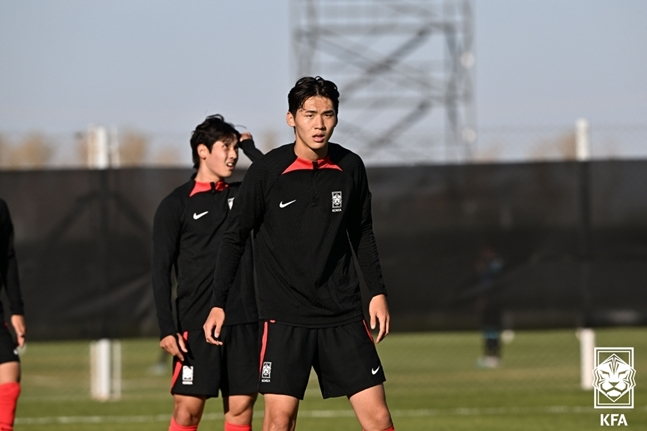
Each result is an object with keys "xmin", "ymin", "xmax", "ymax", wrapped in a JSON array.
[
  {"xmin": 194, "ymin": 167, "xmax": 224, "ymax": 184},
  {"xmin": 294, "ymin": 141, "xmax": 328, "ymax": 161}
]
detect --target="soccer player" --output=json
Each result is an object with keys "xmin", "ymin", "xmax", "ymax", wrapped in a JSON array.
[
  {"xmin": 0, "ymin": 198, "xmax": 26, "ymax": 431},
  {"xmin": 152, "ymin": 115, "xmax": 262, "ymax": 431},
  {"xmin": 204, "ymin": 77, "xmax": 395, "ymax": 431}
]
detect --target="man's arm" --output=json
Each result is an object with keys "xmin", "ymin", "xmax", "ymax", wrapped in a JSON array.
[
  {"xmin": 151, "ymin": 196, "xmax": 187, "ymax": 359},
  {"xmin": 204, "ymin": 161, "xmax": 266, "ymax": 344},
  {"xmin": 0, "ymin": 200, "xmax": 26, "ymax": 346},
  {"xmin": 348, "ymin": 160, "xmax": 390, "ymax": 342},
  {"xmin": 238, "ymin": 132, "xmax": 264, "ymax": 162}
]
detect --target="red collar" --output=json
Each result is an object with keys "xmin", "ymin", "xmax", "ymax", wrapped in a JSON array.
[
  {"xmin": 189, "ymin": 180, "xmax": 228, "ymax": 197},
  {"xmin": 282, "ymin": 155, "xmax": 342, "ymax": 174}
]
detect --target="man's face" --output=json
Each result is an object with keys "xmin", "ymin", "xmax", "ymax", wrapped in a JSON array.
[
  {"xmin": 198, "ymin": 138, "xmax": 238, "ymax": 180},
  {"xmin": 287, "ymin": 96, "xmax": 337, "ymax": 158}
]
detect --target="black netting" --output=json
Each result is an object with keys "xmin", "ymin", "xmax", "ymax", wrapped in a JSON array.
[{"xmin": 1, "ymin": 161, "xmax": 646, "ymax": 340}]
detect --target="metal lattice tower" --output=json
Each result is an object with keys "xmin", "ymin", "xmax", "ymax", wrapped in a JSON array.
[{"xmin": 290, "ymin": 0, "xmax": 476, "ymax": 164}]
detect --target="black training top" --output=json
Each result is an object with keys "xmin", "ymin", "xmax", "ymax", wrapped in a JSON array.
[
  {"xmin": 152, "ymin": 140, "xmax": 261, "ymax": 339},
  {"xmin": 0, "ymin": 198, "xmax": 24, "ymax": 323},
  {"xmin": 212, "ymin": 142, "xmax": 387, "ymax": 327}
]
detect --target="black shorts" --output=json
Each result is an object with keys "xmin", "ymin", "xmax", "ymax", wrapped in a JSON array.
[
  {"xmin": 258, "ymin": 319, "xmax": 385, "ymax": 399},
  {"xmin": 0, "ymin": 323, "xmax": 19, "ymax": 365},
  {"xmin": 170, "ymin": 323, "xmax": 259, "ymax": 398}
]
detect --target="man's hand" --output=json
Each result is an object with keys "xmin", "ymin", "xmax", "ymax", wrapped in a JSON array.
[
  {"xmin": 239, "ymin": 132, "xmax": 253, "ymax": 142},
  {"xmin": 11, "ymin": 315, "xmax": 26, "ymax": 348},
  {"xmin": 160, "ymin": 333, "xmax": 188, "ymax": 361},
  {"xmin": 203, "ymin": 307, "xmax": 225, "ymax": 345},
  {"xmin": 369, "ymin": 294, "xmax": 390, "ymax": 343}
]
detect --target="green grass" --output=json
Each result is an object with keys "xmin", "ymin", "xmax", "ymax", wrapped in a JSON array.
[{"xmin": 14, "ymin": 328, "xmax": 647, "ymax": 430}]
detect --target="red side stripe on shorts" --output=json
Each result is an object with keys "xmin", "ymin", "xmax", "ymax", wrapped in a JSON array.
[
  {"xmin": 362, "ymin": 320, "xmax": 375, "ymax": 343},
  {"xmin": 170, "ymin": 332, "xmax": 188, "ymax": 389},
  {"xmin": 259, "ymin": 321, "xmax": 269, "ymax": 373}
]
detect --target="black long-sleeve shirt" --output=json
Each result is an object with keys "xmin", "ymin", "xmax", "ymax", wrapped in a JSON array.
[
  {"xmin": 0, "ymin": 198, "xmax": 24, "ymax": 323},
  {"xmin": 152, "ymin": 139, "xmax": 260, "ymax": 339},
  {"xmin": 212, "ymin": 143, "xmax": 387, "ymax": 327}
]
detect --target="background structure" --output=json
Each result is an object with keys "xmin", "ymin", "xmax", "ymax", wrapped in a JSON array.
[{"xmin": 291, "ymin": 0, "xmax": 476, "ymax": 164}]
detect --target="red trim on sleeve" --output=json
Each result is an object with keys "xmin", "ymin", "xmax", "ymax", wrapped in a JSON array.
[
  {"xmin": 189, "ymin": 180, "xmax": 228, "ymax": 197},
  {"xmin": 282, "ymin": 156, "xmax": 342, "ymax": 174}
]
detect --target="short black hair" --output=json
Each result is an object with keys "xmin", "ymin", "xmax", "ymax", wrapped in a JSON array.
[
  {"xmin": 288, "ymin": 76, "xmax": 340, "ymax": 116},
  {"xmin": 190, "ymin": 114, "xmax": 240, "ymax": 169}
]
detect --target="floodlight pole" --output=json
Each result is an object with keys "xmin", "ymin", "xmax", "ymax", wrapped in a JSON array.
[
  {"xmin": 87, "ymin": 125, "xmax": 123, "ymax": 400},
  {"xmin": 576, "ymin": 118, "xmax": 592, "ymax": 324},
  {"xmin": 576, "ymin": 118, "xmax": 594, "ymax": 390}
]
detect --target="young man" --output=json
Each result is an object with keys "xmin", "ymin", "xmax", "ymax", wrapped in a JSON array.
[
  {"xmin": 204, "ymin": 77, "xmax": 395, "ymax": 431},
  {"xmin": 0, "ymin": 198, "xmax": 26, "ymax": 431},
  {"xmin": 152, "ymin": 115, "xmax": 262, "ymax": 431}
]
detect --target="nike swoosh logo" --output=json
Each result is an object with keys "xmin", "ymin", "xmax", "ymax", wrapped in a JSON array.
[
  {"xmin": 279, "ymin": 200, "xmax": 296, "ymax": 208},
  {"xmin": 193, "ymin": 211, "xmax": 209, "ymax": 220},
  {"xmin": 372, "ymin": 366, "xmax": 381, "ymax": 375}
]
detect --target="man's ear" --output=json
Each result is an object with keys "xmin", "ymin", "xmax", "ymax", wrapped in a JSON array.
[
  {"xmin": 197, "ymin": 143, "xmax": 209, "ymax": 159},
  {"xmin": 286, "ymin": 111, "xmax": 296, "ymax": 127}
]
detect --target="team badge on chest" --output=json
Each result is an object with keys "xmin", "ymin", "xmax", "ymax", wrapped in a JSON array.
[{"xmin": 332, "ymin": 191, "xmax": 342, "ymax": 212}]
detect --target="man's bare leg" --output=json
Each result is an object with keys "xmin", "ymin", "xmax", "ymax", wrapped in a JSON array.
[
  {"xmin": 262, "ymin": 394, "xmax": 300, "ymax": 431},
  {"xmin": 171, "ymin": 394, "xmax": 206, "ymax": 428},
  {"xmin": 348, "ymin": 384, "xmax": 393, "ymax": 431},
  {"xmin": 223, "ymin": 393, "xmax": 257, "ymax": 428}
]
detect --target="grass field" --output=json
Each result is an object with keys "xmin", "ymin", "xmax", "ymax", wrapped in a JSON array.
[{"xmin": 14, "ymin": 327, "xmax": 647, "ymax": 430}]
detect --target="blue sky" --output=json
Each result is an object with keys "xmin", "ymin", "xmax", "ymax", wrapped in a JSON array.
[{"xmin": 0, "ymin": 0, "xmax": 645, "ymax": 162}]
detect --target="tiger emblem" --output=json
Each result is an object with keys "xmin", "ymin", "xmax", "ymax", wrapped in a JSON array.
[{"xmin": 593, "ymin": 354, "xmax": 636, "ymax": 402}]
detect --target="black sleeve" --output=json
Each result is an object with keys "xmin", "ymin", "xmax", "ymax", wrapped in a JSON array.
[
  {"xmin": 347, "ymin": 160, "xmax": 388, "ymax": 297},
  {"xmin": 0, "ymin": 199, "xmax": 24, "ymax": 316},
  {"xmin": 151, "ymin": 196, "xmax": 183, "ymax": 339},
  {"xmin": 212, "ymin": 161, "xmax": 266, "ymax": 308},
  {"xmin": 239, "ymin": 138, "xmax": 264, "ymax": 162}
]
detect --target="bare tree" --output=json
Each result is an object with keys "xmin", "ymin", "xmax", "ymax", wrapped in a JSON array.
[
  {"xmin": 154, "ymin": 147, "xmax": 182, "ymax": 166},
  {"xmin": 118, "ymin": 129, "xmax": 149, "ymax": 166},
  {"xmin": 530, "ymin": 132, "xmax": 577, "ymax": 160},
  {"xmin": 0, "ymin": 135, "xmax": 7, "ymax": 168},
  {"xmin": 6, "ymin": 133, "xmax": 54, "ymax": 169}
]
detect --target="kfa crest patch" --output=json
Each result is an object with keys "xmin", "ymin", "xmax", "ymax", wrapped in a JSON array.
[
  {"xmin": 261, "ymin": 362, "xmax": 272, "ymax": 383},
  {"xmin": 182, "ymin": 365, "xmax": 194, "ymax": 385},
  {"xmin": 332, "ymin": 191, "xmax": 342, "ymax": 212}
]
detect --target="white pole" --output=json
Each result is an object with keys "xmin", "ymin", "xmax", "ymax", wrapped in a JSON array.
[
  {"xmin": 578, "ymin": 328, "xmax": 595, "ymax": 390},
  {"xmin": 576, "ymin": 118, "xmax": 594, "ymax": 391},
  {"xmin": 576, "ymin": 118, "xmax": 590, "ymax": 162},
  {"xmin": 90, "ymin": 338, "xmax": 121, "ymax": 400},
  {"xmin": 87, "ymin": 126, "xmax": 110, "ymax": 169},
  {"xmin": 91, "ymin": 339, "xmax": 111, "ymax": 400}
]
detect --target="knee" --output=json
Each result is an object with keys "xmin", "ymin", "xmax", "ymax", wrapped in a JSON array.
[
  {"xmin": 363, "ymin": 409, "xmax": 393, "ymax": 431},
  {"xmin": 224, "ymin": 394, "xmax": 257, "ymax": 426},
  {"xmin": 173, "ymin": 402, "xmax": 203, "ymax": 426},
  {"xmin": 226, "ymin": 394, "xmax": 256, "ymax": 418},
  {"xmin": 264, "ymin": 406, "xmax": 297, "ymax": 431},
  {"xmin": 266, "ymin": 412, "xmax": 296, "ymax": 431}
]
